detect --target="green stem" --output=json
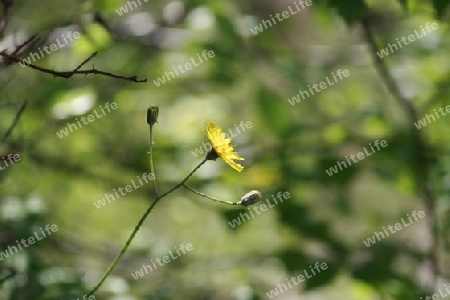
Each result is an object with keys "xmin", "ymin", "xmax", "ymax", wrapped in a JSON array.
[
  {"xmin": 87, "ymin": 158, "xmax": 208, "ymax": 297},
  {"xmin": 148, "ymin": 124, "xmax": 159, "ymax": 198},
  {"xmin": 183, "ymin": 184, "xmax": 239, "ymax": 205}
]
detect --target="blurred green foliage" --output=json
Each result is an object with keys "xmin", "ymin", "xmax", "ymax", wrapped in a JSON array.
[{"xmin": 1, "ymin": 0, "xmax": 450, "ymax": 299}]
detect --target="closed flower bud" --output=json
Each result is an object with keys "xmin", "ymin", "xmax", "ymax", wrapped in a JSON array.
[
  {"xmin": 147, "ymin": 105, "xmax": 159, "ymax": 126},
  {"xmin": 239, "ymin": 190, "xmax": 262, "ymax": 206}
]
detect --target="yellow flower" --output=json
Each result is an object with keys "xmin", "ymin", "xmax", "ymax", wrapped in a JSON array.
[{"xmin": 205, "ymin": 121, "xmax": 244, "ymax": 172}]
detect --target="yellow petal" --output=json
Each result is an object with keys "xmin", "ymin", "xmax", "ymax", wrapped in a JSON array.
[{"xmin": 205, "ymin": 121, "xmax": 245, "ymax": 172}]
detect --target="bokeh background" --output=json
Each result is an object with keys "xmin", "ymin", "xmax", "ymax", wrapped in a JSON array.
[{"xmin": 1, "ymin": 0, "xmax": 450, "ymax": 299}]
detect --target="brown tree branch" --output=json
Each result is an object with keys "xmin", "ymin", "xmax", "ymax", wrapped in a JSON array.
[
  {"xmin": 0, "ymin": 51, "xmax": 147, "ymax": 82},
  {"xmin": 11, "ymin": 35, "xmax": 39, "ymax": 56},
  {"xmin": 361, "ymin": 16, "xmax": 439, "ymax": 292}
]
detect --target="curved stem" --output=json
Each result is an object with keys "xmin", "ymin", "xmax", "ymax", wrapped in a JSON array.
[
  {"xmin": 148, "ymin": 124, "xmax": 159, "ymax": 198},
  {"xmin": 183, "ymin": 184, "xmax": 239, "ymax": 205},
  {"xmin": 87, "ymin": 158, "xmax": 208, "ymax": 297}
]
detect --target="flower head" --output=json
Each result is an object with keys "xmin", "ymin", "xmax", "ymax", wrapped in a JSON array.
[{"xmin": 205, "ymin": 121, "xmax": 244, "ymax": 172}]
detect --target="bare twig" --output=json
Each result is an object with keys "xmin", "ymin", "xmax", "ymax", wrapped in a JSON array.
[
  {"xmin": 0, "ymin": 51, "xmax": 147, "ymax": 82},
  {"xmin": 1, "ymin": 35, "xmax": 39, "ymax": 67},
  {"xmin": 2, "ymin": 100, "xmax": 27, "ymax": 143},
  {"xmin": 12, "ymin": 35, "xmax": 39, "ymax": 56},
  {"xmin": 361, "ymin": 16, "xmax": 439, "ymax": 292}
]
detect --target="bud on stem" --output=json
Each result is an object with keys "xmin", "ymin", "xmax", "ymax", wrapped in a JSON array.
[
  {"xmin": 239, "ymin": 190, "xmax": 262, "ymax": 206},
  {"xmin": 147, "ymin": 105, "xmax": 159, "ymax": 126}
]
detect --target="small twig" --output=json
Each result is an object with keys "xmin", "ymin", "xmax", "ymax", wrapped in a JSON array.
[
  {"xmin": 70, "ymin": 51, "xmax": 98, "ymax": 74},
  {"xmin": 2, "ymin": 100, "xmax": 28, "ymax": 143},
  {"xmin": 12, "ymin": 35, "xmax": 39, "ymax": 56},
  {"xmin": 0, "ymin": 51, "xmax": 147, "ymax": 83},
  {"xmin": 361, "ymin": 16, "xmax": 439, "ymax": 291},
  {"xmin": 1, "ymin": 35, "xmax": 39, "ymax": 67}
]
